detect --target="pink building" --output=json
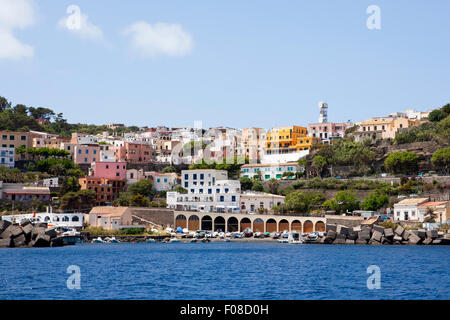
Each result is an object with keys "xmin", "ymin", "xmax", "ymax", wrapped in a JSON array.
[
  {"xmin": 307, "ymin": 122, "xmax": 349, "ymax": 144},
  {"xmin": 90, "ymin": 161, "xmax": 127, "ymax": 180},
  {"xmin": 74, "ymin": 144, "xmax": 101, "ymax": 165},
  {"xmin": 114, "ymin": 142, "xmax": 154, "ymax": 164}
]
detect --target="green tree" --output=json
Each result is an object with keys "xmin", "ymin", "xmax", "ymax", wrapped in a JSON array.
[
  {"xmin": 130, "ymin": 194, "xmax": 151, "ymax": 207},
  {"xmin": 239, "ymin": 176, "xmax": 253, "ymax": 191},
  {"xmin": 384, "ymin": 151, "xmax": 419, "ymax": 174},
  {"xmin": 267, "ymin": 178, "xmax": 279, "ymax": 194},
  {"xmin": 161, "ymin": 166, "xmax": 176, "ymax": 173},
  {"xmin": 313, "ymin": 155, "xmax": 327, "ymax": 177},
  {"xmin": 428, "ymin": 109, "xmax": 447, "ymax": 122},
  {"xmin": 361, "ymin": 190, "xmax": 389, "ymax": 211},
  {"xmin": 431, "ymin": 147, "xmax": 450, "ymax": 174},
  {"xmin": 323, "ymin": 190, "xmax": 360, "ymax": 214},
  {"xmin": 251, "ymin": 181, "xmax": 264, "ymax": 192},
  {"xmin": 128, "ymin": 180, "xmax": 154, "ymax": 199}
]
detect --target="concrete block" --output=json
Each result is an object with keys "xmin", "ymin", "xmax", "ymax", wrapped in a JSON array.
[
  {"xmin": 13, "ymin": 234, "xmax": 27, "ymax": 247},
  {"xmin": 417, "ymin": 229, "xmax": 427, "ymax": 239},
  {"xmin": 371, "ymin": 230, "xmax": 382, "ymax": 242},
  {"xmin": 393, "ymin": 235, "xmax": 403, "ymax": 242},
  {"xmin": 348, "ymin": 231, "xmax": 358, "ymax": 240},
  {"xmin": 326, "ymin": 230, "xmax": 337, "ymax": 240},
  {"xmin": 384, "ymin": 228, "xmax": 394, "ymax": 238},
  {"xmin": 373, "ymin": 225, "xmax": 385, "ymax": 234},
  {"xmin": 408, "ymin": 233, "xmax": 421, "ymax": 245},
  {"xmin": 326, "ymin": 224, "xmax": 337, "ymax": 233},
  {"xmin": 22, "ymin": 223, "xmax": 33, "ymax": 235},
  {"xmin": 352, "ymin": 226, "xmax": 362, "ymax": 232},
  {"xmin": 358, "ymin": 230, "xmax": 371, "ymax": 240},
  {"xmin": 44, "ymin": 228, "xmax": 58, "ymax": 238},
  {"xmin": 50, "ymin": 237, "xmax": 64, "ymax": 247},
  {"xmin": 323, "ymin": 237, "xmax": 334, "ymax": 244},
  {"xmin": 345, "ymin": 239, "xmax": 355, "ymax": 245},
  {"xmin": 426, "ymin": 230, "xmax": 438, "ymax": 239},
  {"xmin": 336, "ymin": 234, "xmax": 347, "ymax": 240},
  {"xmin": 422, "ymin": 238, "xmax": 433, "ymax": 245},
  {"xmin": 402, "ymin": 230, "xmax": 410, "ymax": 241},
  {"xmin": 432, "ymin": 239, "xmax": 442, "ymax": 245},
  {"xmin": 337, "ymin": 225, "xmax": 349, "ymax": 236},
  {"xmin": 0, "ymin": 220, "xmax": 12, "ymax": 233},
  {"xmin": 395, "ymin": 225, "xmax": 405, "ymax": 236},
  {"xmin": 0, "ymin": 238, "xmax": 12, "ymax": 248},
  {"xmin": 369, "ymin": 240, "xmax": 382, "ymax": 245},
  {"xmin": 33, "ymin": 235, "xmax": 51, "ymax": 247},
  {"xmin": 31, "ymin": 227, "xmax": 46, "ymax": 240},
  {"xmin": 1, "ymin": 225, "xmax": 23, "ymax": 239},
  {"xmin": 355, "ymin": 239, "xmax": 368, "ymax": 245}
]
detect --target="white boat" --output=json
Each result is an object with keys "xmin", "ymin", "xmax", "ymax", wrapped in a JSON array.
[
  {"xmin": 168, "ymin": 238, "xmax": 181, "ymax": 243},
  {"xmin": 107, "ymin": 237, "xmax": 120, "ymax": 243},
  {"xmin": 307, "ymin": 232, "xmax": 319, "ymax": 241},
  {"xmin": 277, "ymin": 239, "xmax": 289, "ymax": 243},
  {"xmin": 288, "ymin": 232, "xmax": 304, "ymax": 244},
  {"xmin": 92, "ymin": 237, "xmax": 105, "ymax": 243},
  {"xmin": 146, "ymin": 238, "xmax": 156, "ymax": 243}
]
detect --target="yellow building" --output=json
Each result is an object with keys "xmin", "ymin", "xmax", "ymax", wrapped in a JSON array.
[{"xmin": 266, "ymin": 126, "xmax": 316, "ymax": 154}]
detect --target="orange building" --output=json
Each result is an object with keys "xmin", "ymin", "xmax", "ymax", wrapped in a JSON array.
[{"xmin": 79, "ymin": 177, "xmax": 126, "ymax": 206}]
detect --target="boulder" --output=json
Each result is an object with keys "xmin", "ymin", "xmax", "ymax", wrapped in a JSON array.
[
  {"xmin": 1, "ymin": 225, "xmax": 23, "ymax": 239},
  {"xmin": 31, "ymin": 227, "xmax": 46, "ymax": 240},
  {"xmin": 393, "ymin": 235, "xmax": 403, "ymax": 242},
  {"xmin": 323, "ymin": 237, "xmax": 334, "ymax": 244},
  {"xmin": 432, "ymin": 239, "xmax": 442, "ymax": 245},
  {"xmin": 440, "ymin": 238, "xmax": 450, "ymax": 245},
  {"xmin": 0, "ymin": 238, "xmax": 12, "ymax": 248},
  {"xmin": 361, "ymin": 225, "xmax": 372, "ymax": 232},
  {"xmin": 352, "ymin": 226, "xmax": 362, "ymax": 232},
  {"xmin": 333, "ymin": 238, "xmax": 346, "ymax": 244},
  {"xmin": 368, "ymin": 240, "xmax": 382, "ymax": 245},
  {"xmin": 0, "ymin": 220, "xmax": 12, "ymax": 233},
  {"xmin": 336, "ymin": 234, "xmax": 347, "ymax": 240},
  {"xmin": 326, "ymin": 230, "xmax": 337, "ymax": 240},
  {"xmin": 422, "ymin": 238, "xmax": 433, "ymax": 245},
  {"xmin": 384, "ymin": 228, "xmax": 394, "ymax": 238},
  {"xmin": 355, "ymin": 239, "xmax": 368, "ymax": 245},
  {"xmin": 371, "ymin": 230, "xmax": 382, "ymax": 242},
  {"xmin": 395, "ymin": 225, "xmax": 405, "ymax": 236},
  {"xmin": 326, "ymin": 224, "xmax": 337, "ymax": 233},
  {"xmin": 44, "ymin": 228, "xmax": 58, "ymax": 238},
  {"xmin": 345, "ymin": 239, "xmax": 355, "ymax": 245},
  {"xmin": 426, "ymin": 230, "xmax": 438, "ymax": 239},
  {"xmin": 408, "ymin": 233, "xmax": 421, "ymax": 245},
  {"xmin": 22, "ymin": 223, "xmax": 33, "ymax": 235},
  {"xmin": 20, "ymin": 219, "xmax": 32, "ymax": 227},
  {"xmin": 373, "ymin": 225, "xmax": 385, "ymax": 234}
]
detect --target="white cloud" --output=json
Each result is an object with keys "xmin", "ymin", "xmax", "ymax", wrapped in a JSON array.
[
  {"xmin": 58, "ymin": 8, "xmax": 104, "ymax": 42},
  {"xmin": 122, "ymin": 21, "xmax": 193, "ymax": 58},
  {"xmin": 0, "ymin": 0, "xmax": 35, "ymax": 59}
]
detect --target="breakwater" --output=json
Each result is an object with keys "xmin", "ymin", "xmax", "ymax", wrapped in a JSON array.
[{"xmin": 0, "ymin": 220, "xmax": 65, "ymax": 248}]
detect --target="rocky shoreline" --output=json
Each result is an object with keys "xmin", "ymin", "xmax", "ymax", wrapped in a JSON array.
[
  {"xmin": 0, "ymin": 220, "xmax": 65, "ymax": 248},
  {"xmin": 321, "ymin": 223, "xmax": 450, "ymax": 245}
]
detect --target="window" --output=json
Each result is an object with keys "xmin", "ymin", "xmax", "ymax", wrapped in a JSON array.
[
  {"xmin": 220, "ymin": 196, "xmax": 224, "ymax": 202},
  {"xmin": 193, "ymin": 174, "xmax": 197, "ymax": 179},
  {"xmin": 184, "ymin": 182, "xmax": 188, "ymax": 188},
  {"xmin": 232, "ymin": 196, "xmax": 236, "ymax": 202},
  {"xmin": 184, "ymin": 174, "xmax": 189, "ymax": 180},
  {"xmin": 200, "ymin": 174, "xmax": 204, "ymax": 179},
  {"xmin": 208, "ymin": 189, "xmax": 212, "ymax": 194},
  {"xmin": 9, "ymin": 135, "xmax": 14, "ymax": 140},
  {"xmin": 21, "ymin": 136, "xmax": 26, "ymax": 141}
]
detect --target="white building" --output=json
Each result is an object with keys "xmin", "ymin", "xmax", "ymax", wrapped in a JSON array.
[
  {"xmin": 260, "ymin": 150, "xmax": 309, "ymax": 164},
  {"xmin": 167, "ymin": 169, "xmax": 241, "ymax": 213},
  {"xmin": 0, "ymin": 147, "xmax": 15, "ymax": 168},
  {"xmin": 393, "ymin": 198, "xmax": 429, "ymax": 222},
  {"xmin": 240, "ymin": 162, "xmax": 303, "ymax": 180},
  {"xmin": 126, "ymin": 169, "xmax": 144, "ymax": 185},
  {"xmin": 2, "ymin": 212, "xmax": 84, "ymax": 229},
  {"xmin": 240, "ymin": 192, "xmax": 285, "ymax": 213}
]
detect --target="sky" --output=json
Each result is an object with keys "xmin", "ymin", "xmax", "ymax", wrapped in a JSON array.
[{"xmin": 0, "ymin": 0, "xmax": 449, "ymax": 130}]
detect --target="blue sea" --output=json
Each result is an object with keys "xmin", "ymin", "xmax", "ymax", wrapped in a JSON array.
[{"xmin": 0, "ymin": 243, "xmax": 449, "ymax": 300}]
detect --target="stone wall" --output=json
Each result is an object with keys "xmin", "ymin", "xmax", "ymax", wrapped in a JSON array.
[{"xmin": 129, "ymin": 207, "xmax": 174, "ymax": 228}]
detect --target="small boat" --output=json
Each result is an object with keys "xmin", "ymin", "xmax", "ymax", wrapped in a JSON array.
[
  {"xmin": 190, "ymin": 238, "xmax": 198, "ymax": 243},
  {"xmin": 146, "ymin": 238, "xmax": 156, "ymax": 243},
  {"xmin": 224, "ymin": 239, "xmax": 231, "ymax": 242},
  {"xmin": 277, "ymin": 239, "xmax": 289, "ymax": 243},
  {"xmin": 107, "ymin": 237, "xmax": 120, "ymax": 243},
  {"xmin": 201, "ymin": 238, "xmax": 210, "ymax": 243},
  {"xmin": 272, "ymin": 232, "xmax": 281, "ymax": 239},
  {"xmin": 307, "ymin": 232, "xmax": 319, "ymax": 241},
  {"xmin": 92, "ymin": 237, "xmax": 105, "ymax": 243},
  {"xmin": 288, "ymin": 232, "xmax": 303, "ymax": 244},
  {"xmin": 168, "ymin": 238, "xmax": 181, "ymax": 243}
]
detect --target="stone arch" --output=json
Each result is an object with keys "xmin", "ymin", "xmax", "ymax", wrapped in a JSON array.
[
  {"xmin": 240, "ymin": 217, "xmax": 252, "ymax": 232},
  {"xmin": 201, "ymin": 215, "xmax": 213, "ymax": 231},
  {"xmin": 175, "ymin": 214, "xmax": 187, "ymax": 229},
  {"xmin": 188, "ymin": 215, "xmax": 200, "ymax": 231},
  {"xmin": 266, "ymin": 218, "xmax": 277, "ymax": 233},
  {"xmin": 227, "ymin": 217, "xmax": 239, "ymax": 232},
  {"xmin": 315, "ymin": 221, "xmax": 325, "ymax": 232},
  {"xmin": 303, "ymin": 220, "xmax": 313, "ymax": 233},
  {"xmin": 279, "ymin": 219, "xmax": 289, "ymax": 232},
  {"xmin": 214, "ymin": 216, "xmax": 225, "ymax": 232},
  {"xmin": 291, "ymin": 220, "xmax": 302, "ymax": 232},
  {"xmin": 253, "ymin": 218, "xmax": 264, "ymax": 232}
]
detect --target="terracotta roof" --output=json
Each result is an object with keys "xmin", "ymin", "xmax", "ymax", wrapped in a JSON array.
[
  {"xmin": 395, "ymin": 198, "xmax": 429, "ymax": 205},
  {"xmin": 419, "ymin": 201, "xmax": 448, "ymax": 207},
  {"xmin": 89, "ymin": 206, "xmax": 129, "ymax": 216}
]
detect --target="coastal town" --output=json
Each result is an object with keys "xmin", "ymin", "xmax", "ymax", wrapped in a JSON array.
[{"xmin": 0, "ymin": 97, "xmax": 449, "ymax": 247}]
